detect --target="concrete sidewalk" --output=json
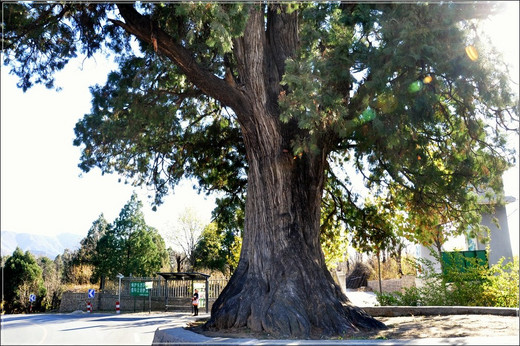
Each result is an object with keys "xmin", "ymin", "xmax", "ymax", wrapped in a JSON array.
[{"xmin": 344, "ymin": 289, "xmax": 379, "ymax": 307}]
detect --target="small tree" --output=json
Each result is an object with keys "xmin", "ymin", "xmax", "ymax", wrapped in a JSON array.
[
  {"xmin": 76, "ymin": 214, "xmax": 109, "ymax": 265},
  {"xmin": 193, "ymin": 222, "xmax": 241, "ymax": 277},
  {"xmin": 37, "ymin": 256, "xmax": 63, "ymax": 311},
  {"xmin": 166, "ymin": 207, "xmax": 205, "ymax": 271},
  {"xmin": 94, "ymin": 193, "xmax": 168, "ymax": 286},
  {"xmin": 2, "ymin": 248, "xmax": 45, "ymax": 313},
  {"xmin": 167, "ymin": 248, "xmax": 184, "ymax": 272}
]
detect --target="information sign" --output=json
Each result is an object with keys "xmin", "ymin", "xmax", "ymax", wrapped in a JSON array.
[
  {"xmin": 193, "ymin": 283, "xmax": 206, "ymax": 308},
  {"xmin": 130, "ymin": 282, "xmax": 149, "ymax": 297}
]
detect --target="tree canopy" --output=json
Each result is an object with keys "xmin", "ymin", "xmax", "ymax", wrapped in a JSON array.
[
  {"xmin": 3, "ymin": 1, "xmax": 517, "ymax": 338},
  {"xmin": 93, "ymin": 193, "xmax": 168, "ymax": 283},
  {"xmin": 193, "ymin": 221, "xmax": 241, "ymax": 276},
  {"xmin": 2, "ymin": 248, "xmax": 45, "ymax": 313}
]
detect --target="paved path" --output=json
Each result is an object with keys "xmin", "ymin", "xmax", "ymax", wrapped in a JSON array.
[
  {"xmin": 3, "ymin": 305, "xmax": 517, "ymax": 345},
  {"xmin": 1, "ymin": 312, "xmax": 189, "ymax": 345}
]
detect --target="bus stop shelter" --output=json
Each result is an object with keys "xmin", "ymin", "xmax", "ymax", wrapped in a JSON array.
[{"xmin": 157, "ymin": 272, "xmax": 210, "ymax": 313}]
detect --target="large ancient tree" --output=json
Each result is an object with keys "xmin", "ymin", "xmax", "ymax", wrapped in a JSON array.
[{"xmin": 3, "ymin": 2, "xmax": 517, "ymax": 338}]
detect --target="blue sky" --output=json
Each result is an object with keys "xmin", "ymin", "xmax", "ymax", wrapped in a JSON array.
[{"xmin": 1, "ymin": 3, "xmax": 518, "ymax": 255}]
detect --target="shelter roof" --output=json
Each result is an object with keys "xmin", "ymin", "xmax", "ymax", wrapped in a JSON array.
[{"xmin": 157, "ymin": 272, "xmax": 210, "ymax": 281}]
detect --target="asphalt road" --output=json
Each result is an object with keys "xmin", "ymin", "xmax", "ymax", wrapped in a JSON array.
[{"xmin": 0, "ymin": 311, "xmax": 195, "ymax": 345}]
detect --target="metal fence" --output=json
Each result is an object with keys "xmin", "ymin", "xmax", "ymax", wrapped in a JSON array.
[{"xmin": 102, "ymin": 277, "xmax": 228, "ymax": 299}]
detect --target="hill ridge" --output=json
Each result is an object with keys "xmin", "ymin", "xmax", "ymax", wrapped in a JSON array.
[{"xmin": 1, "ymin": 230, "xmax": 82, "ymax": 258}]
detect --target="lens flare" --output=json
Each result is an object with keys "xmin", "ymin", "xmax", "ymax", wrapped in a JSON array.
[
  {"xmin": 465, "ymin": 45, "xmax": 478, "ymax": 61},
  {"xmin": 408, "ymin": 81, "xmax": 422, "ymax": 93},
  {"xmin": 361, "ymin": 108, "xmax": 376, "ymax": 122}
]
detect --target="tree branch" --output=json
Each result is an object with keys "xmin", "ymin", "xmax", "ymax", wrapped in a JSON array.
[{"xmin": 111, "ymin": 4, "xmax": 251, "ymax": 118}]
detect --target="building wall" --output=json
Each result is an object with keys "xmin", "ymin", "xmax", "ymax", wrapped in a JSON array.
[
  {"xmin": 417, "ymin": 200, "xmax": 515, "ymax": 272},
  {"xmin": 477, "ymin": 205, "xmax": 513, "ymax": 265}
]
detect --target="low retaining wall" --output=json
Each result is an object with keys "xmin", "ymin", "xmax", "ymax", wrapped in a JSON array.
[
  {"xmin": 59, "ymin": 292, "xmax": 216, "ymax": 313},
  {"xmin": 362, "ymin": 306, "xmax": 520, "ymax": 317},
  {"xmin": 59, "ymin": 292, "xmax": 92, "ymax": 312}
]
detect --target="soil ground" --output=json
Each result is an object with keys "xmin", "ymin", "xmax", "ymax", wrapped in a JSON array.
[{"xmin": 188, "ymin": 314, "xmax": 519, "ymax": 340}]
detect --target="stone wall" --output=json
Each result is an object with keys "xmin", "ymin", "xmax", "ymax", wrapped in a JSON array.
[
  {"xmin": 59, "ymin": 292, "xmax": 91, "ymax": 312},
  {"xmin": 366, "ymin": 275, "xmax": 416, "ymax": 293},
  {"xmin": 59, "ymin": 292, "xmax": 216, "ymax": 313}
]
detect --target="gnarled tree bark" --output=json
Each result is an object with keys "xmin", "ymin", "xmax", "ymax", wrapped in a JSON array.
[{"xmin": 114, "ymin": 3, "xmax": 386, "ymax": 338}]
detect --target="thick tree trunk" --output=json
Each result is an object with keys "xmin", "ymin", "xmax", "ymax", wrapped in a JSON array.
[
  {"xmin": 207, "ymin": 141, "xmax": 386, "ymax": 337},
  {"xmin": 205, "ymin": 6, "xmax": 385, "ymax": 339}
]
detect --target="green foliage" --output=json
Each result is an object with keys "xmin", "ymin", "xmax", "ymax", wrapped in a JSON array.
[
  {"xmin": 281, "ymin": 2, "xmax": 517, "ymax": 254},
  {"xmin": 59, "ymin": 249, "xmax": 77, "ymax": 284},
  {"xmin": 2, "ymin": 3, "xmax": 127, "ymax": 91},
  {"xmin": 93, "ymin": 193, "xmax": 168, "ymax": 282},
  {"xmin": 375, "ymin": 291, "xmax": 399, "ymax": 306},
  {"xmin": 192, "ymin": 222, "xmax": 241, "ymax": 276},
  {"xmin": 376, "ymin": 287, "xmax": 421, "ymax": 306},
  {"xmin": 320, "ymin": 193, "xmax": 349, "ymax": 270},
  {"xmin": 478, "ymin": 257, "xmax": 519, "ymax": 308},
  {"xmin": 375, "ymin": 255, "xmax": 519, "ymax": 308},
  {"xmin": 75, "ymin": 214, "xmax": 109, "ymax": 266},
  {"xmin": 72, "ymin": 52, "xmax": 247, "ymax": 208},
  {"xmin": 2, "ymin": 248, "xmax": 46, "ymax": 313},
  {"xmin": 37, "ymin": 256, "xmax": 63, "ymax": 311}
]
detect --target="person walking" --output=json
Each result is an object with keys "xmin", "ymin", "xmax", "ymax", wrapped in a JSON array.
[{"xmin": 192, "ymin": 289, "xmax": 199, "ymax": 316}]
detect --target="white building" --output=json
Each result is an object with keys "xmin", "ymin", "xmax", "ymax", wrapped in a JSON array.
[{"xmin": 417, "ymin": 194, "xmax": 517, "ymax": 272}]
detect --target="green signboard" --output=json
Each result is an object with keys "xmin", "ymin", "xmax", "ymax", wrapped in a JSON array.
[
  {"xmin": 441, "ymin": 250, "xmax": 488, "ymax": 279},
  {"xmin": 130, "ymin": 282, "xmax": 149, "ymax": 297}
]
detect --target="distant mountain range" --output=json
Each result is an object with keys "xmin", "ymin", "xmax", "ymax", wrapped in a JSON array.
[{"xmin": 1, "ymin": 231, "xmax": 83, "ymax": 259}]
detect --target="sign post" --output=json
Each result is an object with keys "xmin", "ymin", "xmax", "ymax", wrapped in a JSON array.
[
  {"xmin": 87, "ymin": 289, "xmax": 95, "ymax": 312},
  {"xmin": 130, "ymin": 282, "xmax": 149, "ymax": 312},
  {"xmin": 116, "ymin": 273, "xmax": 124, "ymax": 312},
  {"xmin": 29, "ymin": 294, "xmax": 36, "ymax": 313},
  {"xmin": 145, "ymin": 281, "xmax": 153, "ymax": 314}
]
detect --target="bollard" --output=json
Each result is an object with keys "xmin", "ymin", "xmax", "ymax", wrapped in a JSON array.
[
  {"xmin": 86, "ymin": 301, "xmax": 92, "ymax": 313},
  {"xmin": 116, "ymin": 301, "xmax": 120, "ymax": 314}
]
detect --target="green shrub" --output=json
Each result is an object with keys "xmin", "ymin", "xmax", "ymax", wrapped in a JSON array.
[
  {"xmin": 375, "ymin": 287, "xmax": 421, "ymax": 306},
  {"xmin": 397, "ymin": 286, "xmax": 421, "ymax": 306},
  {"xmin": 375, "ymin": 254, "xmax": 519, "ymax": 308},
  {"xmin": 375, "ymin": 291, "xmax": 400, "ymax": 306},
  {"xmin": 479, "ymin": 257, "xmax": 519, "ymax": 308}
]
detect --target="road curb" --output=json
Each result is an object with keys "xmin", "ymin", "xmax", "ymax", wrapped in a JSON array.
[{"xmin": 153, "ymin": 326, "xmax": 212, "ymax": 344}]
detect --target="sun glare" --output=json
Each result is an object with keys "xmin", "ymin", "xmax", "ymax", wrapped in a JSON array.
[{"xmin": 481, "ymin": 2, "xmax": 520, "ymax": 84}]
